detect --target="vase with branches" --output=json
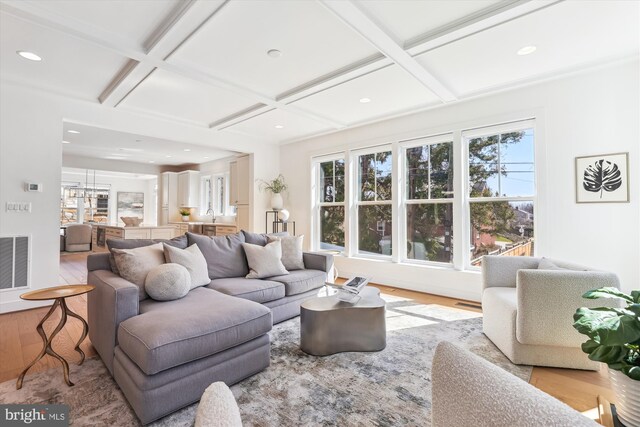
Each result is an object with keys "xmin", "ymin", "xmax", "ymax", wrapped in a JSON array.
[{"xmin": 258, "ymin": 174, "xmax": 288, "ymax": 210}]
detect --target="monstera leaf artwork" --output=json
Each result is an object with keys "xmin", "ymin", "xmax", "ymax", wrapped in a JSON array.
[
  {"xmin": 576, "ymin": 153, "xmax": 629, "ymax": 203},
  {"xmin": 583, "ymin": 159, "xmax": 623, "ymax": 198}
]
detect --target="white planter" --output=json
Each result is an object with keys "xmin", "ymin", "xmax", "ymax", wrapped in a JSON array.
[
  {"xmin": 610, "ymin": 368, "xmax": 640, "ymax": 427},
  {"xmin": 181, "ymin": 215, "xmax": 190, "ymax": 222},
  {"xmin": 271, "ymin": 193, "xmax": 283, "ymax": 211}
]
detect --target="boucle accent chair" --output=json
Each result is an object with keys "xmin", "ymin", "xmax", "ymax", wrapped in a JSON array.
[
  {"xmin": 482, "ymin": 255, "xmax": 620, "ymax": 370},
  {"xmin": 64, "ymin": 223, "xmax": 92, "ymax": 252},
  {"xmin": 431, "ymin": 341, "xmax": 600, "ymax": 427}
]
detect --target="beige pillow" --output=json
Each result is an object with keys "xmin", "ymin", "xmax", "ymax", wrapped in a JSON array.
[
  {"xmin": 112, "ymin": 243, "xmax": 165, "ymax": 300},
  {"xmin": 163, "ymin": 243, "xmax": 210, "ymax": 289},
  {"xmin": 242, "ymin": 240, "xmax": 289, "ymax": 279},
  {"xmin": 145, "ymin": 264, "xmax": 190, "ymax": 301},
  {"xmin": 268, "ymin": 235, "xmax": 305, "ymax": 270}
]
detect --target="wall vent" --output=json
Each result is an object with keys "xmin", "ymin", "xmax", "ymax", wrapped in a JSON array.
[{"xmin": 0, "ymin": 236, "xmax": 29, "ymax": 290}]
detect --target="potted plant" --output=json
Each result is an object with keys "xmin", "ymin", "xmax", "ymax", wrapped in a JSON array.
[
  {"xmin": 179, "ymin": 208, "xmax": 191, "ymax": 222},
  {"xmin": 573, "ymin": 287, "xmax": 640, "ymax": 426},
  {"xmin": 258, "ymin": 174, "xmax": 287, "ymax": 211}
]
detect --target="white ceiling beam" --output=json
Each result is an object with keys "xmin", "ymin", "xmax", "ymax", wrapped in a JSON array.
[
  {"xmin": 318, "ymin": 0, "xmax": 457, "ymax": 103},
  {"xmin": 0, "ymin": 0, "xmax": 347, "ymax": 130}
]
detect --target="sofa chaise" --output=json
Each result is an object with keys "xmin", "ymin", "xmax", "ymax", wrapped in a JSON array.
[{"xmin": 87, "ymin": 230, "xmax": 333, "ymax": 424}]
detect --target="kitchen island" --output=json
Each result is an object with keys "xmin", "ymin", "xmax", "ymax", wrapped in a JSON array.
[{"xmin": 91, "ymin": 224, "xmax": 176, "ymax": 252}]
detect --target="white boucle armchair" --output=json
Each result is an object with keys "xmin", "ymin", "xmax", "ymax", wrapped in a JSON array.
[{"xmin": 481, "ymin": 255, "xmax": 620, "ymax": 370}]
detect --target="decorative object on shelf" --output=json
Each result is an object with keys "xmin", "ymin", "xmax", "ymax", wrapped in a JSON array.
[
  {"xmin": 265, "ymin": 210, "xmax": 295, "ymax": 235},
  {"xmin": 575, "ymin": 152, "xmax": 629, "ymax": 203},
  {"xmin": 278, "ymin": 209, "xmax": 290, "ymax": 221},
  {"xmin": 120, "ymin": 216, "xmax": 143, "ymax": 227},
  {"xmin": 179, "ymin": 208, "xmax": 191, "ymax": 222},
  {"xmin": 573, "ymin": 287, "xmax": 640, "ymax": 426},
  {"xmin": 258, "ymin": 174, "xmax": 287, "ymax": 211}
]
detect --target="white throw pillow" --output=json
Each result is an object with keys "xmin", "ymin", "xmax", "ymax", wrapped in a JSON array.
[
  {"xmin": 112, "ymin": 243, "xmax": 165, "ymax": 300},
  {"xmin": 268, "ymin": 235, "xmax": 305, "ymax": 270},
  {"xmin": 163, "ymin": 243, "xmax": 210, "ymax": 289},
  {"xmin": 145, "ymin": 263, "xmax": 190, "ymax": 301},
  {"xmin": 242, "ymin": 240, "xmax": 289, "ymax": 279}
]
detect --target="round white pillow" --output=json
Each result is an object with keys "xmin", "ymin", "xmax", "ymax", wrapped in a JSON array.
[{"xmin": 144, "ymin": 263, "xmax": 190, "ymax": 301}]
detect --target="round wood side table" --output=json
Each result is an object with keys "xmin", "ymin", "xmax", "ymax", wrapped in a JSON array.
[{"xmin": 16, "ymin": 284, "xmax": 95, "ymax": 389}]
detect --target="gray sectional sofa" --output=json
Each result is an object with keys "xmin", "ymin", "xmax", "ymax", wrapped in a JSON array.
[{"xmin": 86, "ymin": 230, "xmax": 333, "ymax": 424}]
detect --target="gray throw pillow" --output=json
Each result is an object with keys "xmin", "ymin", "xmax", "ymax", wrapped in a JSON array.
[
  {"xmin": 537, "ymin": 258, "xmax": 569, "ymax": 271},
  {"xmin": 107, "ymin": 235, "xmax": 188, "ymax": 275},
  {"xmin": 268, "ymin": 235, "xmax": 305, "ymax": 270},
  {"xmin": 112, "ymin": 243, "xmax": 165, "ymax": 300},
  {"xmin": 242, "ymin": 230, "xmax": 290, "ymax": 246},
  {"xmin": 163, "ymin": 243, "xmax": 210, "ymax": 289},
  {"xmin": 187, "ymin": 232, "xmax": 249, "ymax": 279},
  {"xmin": 145, "ymin": 263, "xmax": 190, "ymax": 301},
  {"xmin": 242, "ymin": 241, "xmax": 289, "ymax": 279}
]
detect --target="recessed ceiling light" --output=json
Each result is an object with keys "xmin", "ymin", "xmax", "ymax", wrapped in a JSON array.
[
  {"xmin": 274, "ymin": 125, "xmax": 284, "ymax": 129},
  {"xmin": 67, "ymin": 130, "xmax": 80, "ymax": 134},
  {"xmin": 267, "ymin": 49, "xmax": 282, "ymax": 58},
  {"xmin": 359, "ymin": 97, "xmax": 371, "ymax": 103},
  {"xmin": 17, "ymin": 51, "xmax": 42, "ymax": 61},
  {"xmin": 184, "ymin": 149, "xmax": 191, "ymax": 152},
  {"xmin": 62, "ymin": 140, "xmax": 71, "ymax": 144},
  {"xmin": 148, "ymin": 160, "xmax": 155, "ymax": 163},
  {"xmin": 203, "ymin": 156, "xmax": 210, "ymax": 159},
  {"xmin": 517, "ymin": 46, "xmax": 537, "ymax": 56},
  {"xmin": 120, "ymin": 148, "xmax": 143, "ymax": 152},
  {"xmin": 166, "ymin": 155, "xmax": 172, "ymax": 158}
]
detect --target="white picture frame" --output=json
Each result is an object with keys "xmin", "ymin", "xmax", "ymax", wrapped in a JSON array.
[{"xmin": 575, "ymin": 152, "xmax": 629, "ymax": 203}]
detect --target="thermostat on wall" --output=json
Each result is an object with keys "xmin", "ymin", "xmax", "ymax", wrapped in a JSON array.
[{"xmin": 24, "ymin": 182, "xmax": 43, "ymax": 192}]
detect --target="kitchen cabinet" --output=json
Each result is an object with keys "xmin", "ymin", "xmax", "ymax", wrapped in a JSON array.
[
  {"xmin": 202, "ymin": 224, "xmax": 238, "ymax": 237},
  {"xmin": 178, "ymin": 171, "xmax": 200, "ymax": 208},
  {"xmin": 229, "ymin": 156, "xmax": 250, "ymax": 206},
  {"xmin": 91, "ymin": 225, "xmax": 176, "ymax": 251},
  {"xmin": 236, "ymin": 205, "xmax": 250, "ymax": 232},
  {"xmin": 160, "ymin": 172, "xmax": 179, "ymax": 225}
]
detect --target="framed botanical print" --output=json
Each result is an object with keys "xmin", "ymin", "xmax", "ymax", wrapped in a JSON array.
[{"xmin": 575, "ymin": 152, "xmax": 629, "ymax": 203}]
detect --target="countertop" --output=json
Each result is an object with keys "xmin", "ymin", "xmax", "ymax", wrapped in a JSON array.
[
  {"xmin": 169, "ymin": 222, "xmax": 237, "ymax": 227},
  {"xmin": 91, "ymin": 224, "xmax": 176, "ymax": 230}
]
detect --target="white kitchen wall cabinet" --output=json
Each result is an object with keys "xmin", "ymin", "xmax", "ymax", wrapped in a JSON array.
[{"xmin": 178, "ymin": 170, "xmax": 200, "ymax": 208}]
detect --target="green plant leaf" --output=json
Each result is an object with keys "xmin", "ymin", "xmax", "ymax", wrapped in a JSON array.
[
  {"xmin": 581, "ymin": 339, "xmax": 600, "ymax": 354},
  {"xmin": 588, "ymin": 345, "xmax": 627, "ymax": 363},
  {"xmin": 597, "ymin": 315, "xmax": 640, "ymax": 346},
  {"xmin": 582, "ymin": 287, "xmax": 633, "ymax": 302},
  {"xmin": 627, "ymin": 304, "xmax": 640, "ymax": 317},
  {"xmin": 573, "ymin": 307, "xmax": 617, "ymax": 338},
  {"xmin": 631, "ymin": 290, "xmax": 640, "ymax": 304},
  {"xmin": 622, "ymin": 366, "xmax": 640, "ymax": 381}
]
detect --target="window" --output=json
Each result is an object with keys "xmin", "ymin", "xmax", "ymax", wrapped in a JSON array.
[
  {"xmin": 466, "ymin": 122, "xmax": 535, "ymax": 267},
  {"xmin": 214, "ymin": 174, "xmax": 228, "ymax": 215},
  {"xmin": 356, "ymin": 148, "xmax": 392, "ymax": 256},
  {"xmin": 200, "ymin": 176, "xmax": 212, "ymax": 216},
  {"xmin": 316, "ymin": 157, "xmax": 345, "ymax": 251},
  {"xmin": 403, "ymin": 137, "xmax": 453, "ymax": 263}
]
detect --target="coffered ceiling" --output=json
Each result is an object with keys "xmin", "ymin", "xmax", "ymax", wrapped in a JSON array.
[{"xmin": 1, "ymin": 0, "xmax": 638, "ymax": 159}]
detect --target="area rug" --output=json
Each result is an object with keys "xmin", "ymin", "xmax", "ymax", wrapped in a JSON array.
[{"xmin": 0, "ymin": 293, "xmax": 531, "ymax": 426}]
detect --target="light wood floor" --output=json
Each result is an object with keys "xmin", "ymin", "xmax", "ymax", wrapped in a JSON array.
[{"xmin": 0, "ymin": 253, "xmax": 612, "ymax": 421}]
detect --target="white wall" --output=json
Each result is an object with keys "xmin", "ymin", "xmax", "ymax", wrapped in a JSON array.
[
  {"xmin": 281, "ymin": 60, "xmax": 640, "ymax": 301},
  {"xmin": 0, "ymin": 81, "xmax": 279, "ymax": 313},
  {"xmin": 61, "ymin": 170, "xmax": 157, "ymax": 225}
]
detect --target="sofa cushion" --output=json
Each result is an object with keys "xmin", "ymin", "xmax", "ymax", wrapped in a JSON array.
[
  {"xmin": 119, "ymin": 287, "xmax": 272, "ymax": 375},
  {"xmin": 112, "ymin": 243, "xmax": 165, "ymax": 300},
  {"xmin": 144, "ymin": 264, "xmax": 190, "ymax": 301},
  {"xmin": 107, "ymin": 235, "xmax": 188, "ymax": 275},
  {"xmin": 163, "ymin": 243, "xmax": 210, "ymax": 289},
  {"xmin": 268, "ymin": 269, "xmax": 326, "ymax": 296},
  {"xmin": 241, "ymin": 230, "xmax": 289, "ymax": 246},
  {"xmin": 243, "ymin": 240, "xmax": 289, "ymax": 279},
  {"xmin": 208, "ymin": 278, "xmax": 285, "ymax": 303},
  {"xmin": 269, "ymin": 235, "xmax": 305, "ymax": 271},
  {"xmin": 187, "ymin": 232, "xmax": 249, "ymax": 279}
]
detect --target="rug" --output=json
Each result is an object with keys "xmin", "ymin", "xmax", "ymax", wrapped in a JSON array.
[{"xmin": 0, "ymin": 293, "xmax": 531, "ymax": 426}]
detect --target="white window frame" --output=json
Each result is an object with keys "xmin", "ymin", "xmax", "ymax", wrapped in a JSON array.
[
  {"xmin": 350, "ymin": 144, "xmax": 393, "ymax": 260},
  {"xmin": 399, "ymin": 134, "xmax": 455, "ymax": 266},
  {"xmin": 463, "ymin": 119, "xmax": 537, "ymax": 269},
  {"xmin": 199, "ymin": 175, "xmax": 212, "ymax": 216},
  {"xmin": 311, "ymin": 153, "xmax": 346, "ymax": 253},
  {"xmin": 213, "ymin": 172, "xmax": 230, "ymax": 216}
]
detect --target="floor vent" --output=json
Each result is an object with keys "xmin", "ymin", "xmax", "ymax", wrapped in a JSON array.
[
  {"xmin": 0, "ymin": 236, "xmax": 29, "ymax": 290},
  {"xmin": 455, "ymin": 302, "xmax": 482, "ymax": 310}
]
